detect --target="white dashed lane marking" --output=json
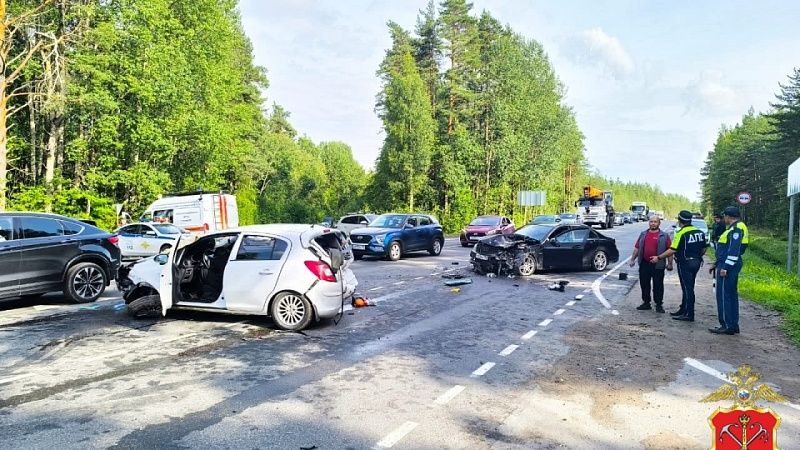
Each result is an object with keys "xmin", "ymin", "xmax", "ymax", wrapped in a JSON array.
[
  {"xmin": 553, "ymin": 309, "xmax": 565, "ymax": 316},
  {"xmin": 565, "ymin": 300, "xmax": 576, "ymax": 306},
  {"xmin": 521, "ymin": 330, "xmax": 538, "ymax": 340},
  {"xmin": 498, "ymin": 345, "xmax": 518, "ymax": 356},
  {"xmin": 471, "ymin": 362, "xmax": 495, "ymax": 377},
  {"xmin": 433, "ymin": 385, "xmax": 465, "ymax": 405},
  {"xmin": 612, "ymin": 310, "xmax": 620, "ymax": 315},
  {"xmin": 375, "ymin": 421, "xmax": 419, "ymax": 449},
  {"xmin": 538, "ymin": 319, "xmax": 553, "ymax": 327},
  {"xmin": 368, "ymin": 287, "xmax": 384, "ymax": 292}
]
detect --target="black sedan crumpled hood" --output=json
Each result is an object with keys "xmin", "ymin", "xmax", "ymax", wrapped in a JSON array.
[{"xmin": 480, "ymin": 234, "xmax": 538, "ymax": 249}]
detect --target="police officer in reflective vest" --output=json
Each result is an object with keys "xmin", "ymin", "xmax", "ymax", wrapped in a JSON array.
[
  {"xmin": 709, "ymin": 206, "xmax": 749, "ymax": 335},
  {"xmin": 650, "ymin": 210, "xmax": 707, "ymax": 321}
]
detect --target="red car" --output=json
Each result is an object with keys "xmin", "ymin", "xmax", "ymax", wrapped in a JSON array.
[{"xmin": 460, "ymin": 215, "xmax": 515, "ymax": 247}]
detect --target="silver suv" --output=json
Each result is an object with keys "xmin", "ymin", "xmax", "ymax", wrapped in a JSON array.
[{"xmin": 335, "ymin": 213, "xmax": 377, "ymax": 237}]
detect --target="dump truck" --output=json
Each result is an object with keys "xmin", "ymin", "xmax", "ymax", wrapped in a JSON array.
[{"xmin": 575, "ymin": 186, "xmax": 615, "ymax": 229}]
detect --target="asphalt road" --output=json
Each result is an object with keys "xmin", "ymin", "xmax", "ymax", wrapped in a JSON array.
[{"xmin": 0, "ymin": 222, "xmax": 649, "ymax": 449}]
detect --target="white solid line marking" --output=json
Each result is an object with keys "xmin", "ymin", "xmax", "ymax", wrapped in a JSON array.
[
  {"xmin": 368, "ymin": 287, "xmax": 384, "ymax": 291},
  {"xmin": 582, "ymin": 289, "xmax": 592, "ymax": 294},
  {"xmin": 393, "ymin": 281, "xmax": 405, "ymax": 285},
  {"xmin": 434, "ymin": 385, "xmax": 465, "ymax": 405},
  {"xmin": 553, "ymin": 309, "xmax": 566, "ymax": 316},
  {"xmin": 224, "ymin": 320, "xmax": 249, "ymax": 328},
  {"xmin": 375, "ymin": 421, "xmax": 419, "ymax": 448},
  {"xmin": 33, "ymin": 305, "xmax": 60, "ymax": 311},
  {"xmin": 566, "ymin": 301, "xmax": 576, "ymax": 306},
  {"xmin": 591, "ymin": 260, "xmax": 628, "ymax": 309},
  {"xmin": 538, "ymin": 318, "xmax": 553, "ymax": 327},
  {"xmin": 471, "ymin": 362, "xmax": 496, "ymax": 377},
  {"xmin": 499, "ymin": 344, "xmax": 519, "ymax": 356},
  {"xmin": 521, "ymin": 330, "xmax": 538, "ymax": 340},
  {"xmin": 612, "ymin": 310, "xmax": 620, "ymax": 315},
  {"xmin": 0, "ymin": 373, "xmax": 33, "ymax": 385},
  {"xmin": 684, "ymin": 357, "xmax": 800, "ymax": 412}
]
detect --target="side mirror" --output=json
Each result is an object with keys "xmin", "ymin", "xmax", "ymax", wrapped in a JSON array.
[
  {"xmin": 144, "ymin": 231, "xmax": 156, "ymax": 237},
  {"xmin": 155, "ymin": 254, "xmax": 169, "ymax": 265}
]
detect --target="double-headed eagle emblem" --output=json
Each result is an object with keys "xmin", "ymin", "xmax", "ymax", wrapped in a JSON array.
[{"xmin": 701, "ymin": 364, "xmax": 787, "ymax": 408}]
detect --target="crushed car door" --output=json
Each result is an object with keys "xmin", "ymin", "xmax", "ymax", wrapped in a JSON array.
[
  {"xmin": 158, "ymin": 235, "xmax": 180, "ymax": 316},
  {"xmin": 223, "ymin": 234, "xmax": 287, "ymax": 312}
]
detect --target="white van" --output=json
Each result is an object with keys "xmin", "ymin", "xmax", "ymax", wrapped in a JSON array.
[{"xmin": 140, "ymin": 192, "xmax": 239, "ymax": 233}]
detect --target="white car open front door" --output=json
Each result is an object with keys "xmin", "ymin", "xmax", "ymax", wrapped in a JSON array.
[
  {"xmin": 158, "ymin": 234, "xmax": 187, "ymax": 316},
  {"xmin": 222, "ymin": 234, "xmax": 287, "ymax": 312}
]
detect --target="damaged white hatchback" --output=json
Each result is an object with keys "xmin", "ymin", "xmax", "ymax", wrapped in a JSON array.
[{"xmin": 117, "ymin": 225, "xmax": 357, "ymax": 331}]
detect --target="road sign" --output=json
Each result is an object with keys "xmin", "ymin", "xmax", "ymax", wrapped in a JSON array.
[
  {"xmin": 113, "ymin": 203, "xmax": 124, "ymax": 215},
  {"xmin": 736, "ymin": 192, "xmax": 752, "ymax": 205},
  {"xmin": 789, "ymin": 157, "xmax": 800, "ymax": 197}
]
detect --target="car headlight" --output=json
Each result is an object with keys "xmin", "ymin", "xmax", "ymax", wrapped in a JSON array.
[{"xmin": 374, "ymin": 234, "xmax": 386, "ymax": 244}]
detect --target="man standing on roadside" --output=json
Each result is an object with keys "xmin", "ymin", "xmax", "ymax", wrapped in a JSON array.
[
  {"xmin": 709, "ymin": 206, "xmax": 749, "ymax": 335},
  {"xmin": 710, "ymin": 213, "xmax": 726, "ymax": 249},
  {"xmin": 629, "ymin": 216, "xmax": 673, "ymax": 313},
  {"xmin": 650, "ymin": 210, "xmax": 707, "ymax": 321}
]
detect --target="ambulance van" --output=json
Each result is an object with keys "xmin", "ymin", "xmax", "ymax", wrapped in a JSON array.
[{"xmin": 141, "ymin": 192, "xmax": 238, "ymax": 233}]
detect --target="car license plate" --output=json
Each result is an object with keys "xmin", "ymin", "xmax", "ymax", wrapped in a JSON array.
[
  {"xmin": 352, "ymin": 244, "xmax": 366, "ymax": 250},
  {"xmin": 475, "ymin": 254, "xmax": 488, "ymax": 260}
]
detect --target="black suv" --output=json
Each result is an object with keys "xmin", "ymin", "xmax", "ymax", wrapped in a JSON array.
[{"xmin": 0, "ymin": 212, "xmax": 121, "ymax": 303}]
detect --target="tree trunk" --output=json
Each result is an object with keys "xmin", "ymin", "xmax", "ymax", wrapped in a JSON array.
[
  {"xmin": 28, "ymin": 86, "xmax": 37, "ymax": 183},
  {"xmin": 0, "ymin": 89, "xmax": 7, "ymax": 212}
]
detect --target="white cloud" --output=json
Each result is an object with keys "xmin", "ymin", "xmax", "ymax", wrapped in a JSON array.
[
  {"xmin": 567, "ymin": 28, "xmax": 635, "ymax": 78},
  {"xmin": 683, "ymin": 70, "xmax": 738, "ymax": 114}
]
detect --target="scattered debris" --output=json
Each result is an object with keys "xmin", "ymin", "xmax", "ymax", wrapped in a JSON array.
[
  {"xmin": 507, "ymin": 274, "xmax": 516, "ymax": 279},
  {"xmin": 575, "ymin": 294, "xmax": 584, "ymax": 300},
  {"xmin": 450, "ymin": 287, "xmax": 461, "ymax": 294},
  {"xmin": 441, "ymin": 273, "xmax": 464, "ymax": 280},
  {"xmin": 300, "ymin": 446, "xmax": 318, "ymax": 450},
  {"xmin": 619, "ymin": 272, "xmax": 628, "ymax": 280},
  {"xmin": 351, "ymin": 294, "xmax": 370, "ymax": 308},
  {"xmin": 451, "ymin": 262, "xmax": 460, "ymax": 265},
  {"xmin": 548, "ymin": 281, "xmax": 569, "ymax": 292},
  {"xmin": 487, "ymin": 273, "xmax": 497, "ymax": 278},
  {"xmin": 513, "ymin": 284, "xmax": 520, "ymax": 287},
  {"xmin": 444, "ymin": 278, "xmax": 473, "ymax": 287}
]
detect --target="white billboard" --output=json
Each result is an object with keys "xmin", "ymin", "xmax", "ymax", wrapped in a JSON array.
[
  {"xmin": 789, "ymin": 157, "xmax": 800, "ymax": 197},
  {"xmin": 517, "ymin": 190, "xmax": 546, "ymax": 206}
]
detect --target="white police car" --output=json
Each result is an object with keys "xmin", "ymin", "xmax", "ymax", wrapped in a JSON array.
[{"xmin": 115, "ymin": 222, "xmax": 189, "ymax": 260}]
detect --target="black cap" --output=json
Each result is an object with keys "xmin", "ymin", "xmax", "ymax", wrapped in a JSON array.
[
  {"xmin": 723, "ymin": 206, "xmax": 740, "ymax": 218},
  {"xmin": 677, "ymin": 210, "xmax": 693, "ymax": 222}
]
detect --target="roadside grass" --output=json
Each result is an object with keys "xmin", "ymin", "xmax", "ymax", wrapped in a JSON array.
[{"xmin": 713, "ymin": 230, "xmax": 800, "ymax": 345}]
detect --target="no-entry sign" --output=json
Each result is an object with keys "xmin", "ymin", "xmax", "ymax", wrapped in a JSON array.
[{"xmin": 737, "ymin": 191, "xmax": 752, "ymax": 205}]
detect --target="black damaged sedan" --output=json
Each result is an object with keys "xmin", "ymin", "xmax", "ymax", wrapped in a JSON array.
[{"xmin": 470, "ymin": 223, "xmax": 619, "ymax": 276}]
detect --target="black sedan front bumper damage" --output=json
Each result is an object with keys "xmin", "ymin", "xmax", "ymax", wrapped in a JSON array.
[{"xmin": 470, "ymin": 236, "xmax": 536, "ymax": 275}]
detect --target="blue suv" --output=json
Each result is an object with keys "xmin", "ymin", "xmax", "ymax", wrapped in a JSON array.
[{"xmin": 349, "ymin": 213, "xmax": 444, "ymax": 261}]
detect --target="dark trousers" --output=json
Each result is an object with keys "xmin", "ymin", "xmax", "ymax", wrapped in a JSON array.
[
  {"xmin": 639, "ymin": 262, "xmax": 665, "ymax": 306},
  {"xmin": 715, "ymin": 264, "xmax": 742, "ymax": 330},
  {"xmin": 676, "ymin": 259, "xmax": 702, "ymax": 318}
]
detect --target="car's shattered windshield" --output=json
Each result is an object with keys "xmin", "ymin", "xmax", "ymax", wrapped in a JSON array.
[{"xmin": 513, "ymin": 225, "xmax": 552, "ymax": 241}]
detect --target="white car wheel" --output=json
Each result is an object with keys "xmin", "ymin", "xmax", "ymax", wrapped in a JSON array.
[
  {"xmin": 271, "ymin": 292, "xmax": 313, "ymax": 331},
  {"xmin": 592, "ymin": 250, "xmax": 608, "ymax": 271}
]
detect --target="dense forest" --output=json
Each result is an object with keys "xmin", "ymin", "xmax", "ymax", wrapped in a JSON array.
[
  {"xmin": 3, "ymin": 0, "xmax": 693, "ymax": 232},
  {"xmin": 701, "ymin": 69, "xmax": 800, "ymax": 230}
]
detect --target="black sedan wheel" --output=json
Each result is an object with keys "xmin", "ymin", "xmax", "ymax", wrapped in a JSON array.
[
  {"xmin": 591, "ymin": 250, "xmax": 609, "ymax": 271},
  {"xmin": 516, "ymin": 254, "xmax": 537, "ymax": 276},
  {"xmin": 64, "ymin": 262, "xmax": 107, "ymax": 303}
]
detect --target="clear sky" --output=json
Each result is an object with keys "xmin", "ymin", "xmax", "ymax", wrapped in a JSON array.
[{"xmin": 239, "ymin": 0, "xmax": 800, "ymax": 200}]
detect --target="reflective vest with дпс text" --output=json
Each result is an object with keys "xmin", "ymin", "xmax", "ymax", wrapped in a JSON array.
[
  {"xmin": 670, "ymin": 225, "xmax": 706, "ymax": 262},
  {"xmin": 716, "ymin": 221, "xmax": 749, "ymax": 269}
]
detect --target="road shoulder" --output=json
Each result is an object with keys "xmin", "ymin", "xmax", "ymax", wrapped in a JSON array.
[{"xmin": 493, "ymin": 258, "xmax": 800, "ymax": 449}]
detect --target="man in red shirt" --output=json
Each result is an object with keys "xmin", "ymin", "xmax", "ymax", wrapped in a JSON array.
[{"xmin": 629, "ymin": 216, "xmax": 673, "ymax": 312}]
